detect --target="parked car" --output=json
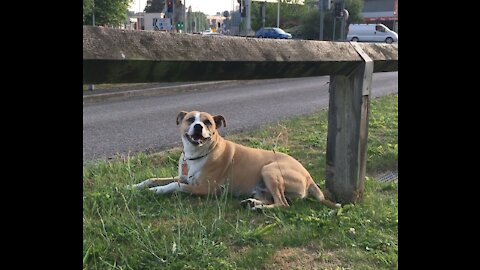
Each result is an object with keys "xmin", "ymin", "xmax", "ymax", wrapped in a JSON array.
[
  {"xmin": 255, "ymin": 27, "xmax": 292, "ymax": 39},
  {"xmin": 347, "ymin": 23, "xmax": 398, "ymax": 44},
  {"xmin": 199, "ymin": 30, "xmax": 225, "ymax": 37},
  {"xmin": 201, "ymin": 32, "xmax": 224, "ymax": 36}
]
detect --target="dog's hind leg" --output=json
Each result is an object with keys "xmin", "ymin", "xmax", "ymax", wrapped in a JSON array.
[
  {"xmin": 243, "ymin": 163, "xmax": 290, "ymax": 210},
  {"xmin": 240, "ymin": 190, "xmax": 273, "ymax": 209}
]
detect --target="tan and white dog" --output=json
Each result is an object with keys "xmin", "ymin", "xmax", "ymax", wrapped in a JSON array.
[{"xmin": 131, "ymin": 111, "xmax": 341, "ymax": 210}]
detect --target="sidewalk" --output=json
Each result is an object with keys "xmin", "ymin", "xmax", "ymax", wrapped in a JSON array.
[
  {"xmin": 83, "ymin": 78, "xmax": 288, "ymax": 104},
  {"xmin": 83, "ymin": 81, "xmax": 240, "ymax": 104}
]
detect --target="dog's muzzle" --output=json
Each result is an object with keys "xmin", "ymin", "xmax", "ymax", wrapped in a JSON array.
[{"xmin": 185, "ymin": 124, "xmax": 210, "ymax": 145}]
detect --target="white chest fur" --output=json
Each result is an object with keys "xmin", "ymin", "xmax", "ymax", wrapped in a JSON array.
[
  {"xmin": 178, "ymin": 151, "xmax": 208, "ymax": 185},
  {"xmin": 185, "ymin": 157, "xmax": 207, "ymax": 184}
]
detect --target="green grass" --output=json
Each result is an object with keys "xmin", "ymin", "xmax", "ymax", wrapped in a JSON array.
[{"xmin": 83, "ymin": 94, "xmax": 398, "ymax": 269}]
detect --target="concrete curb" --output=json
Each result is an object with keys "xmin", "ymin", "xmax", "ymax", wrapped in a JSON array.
[
  {"xmin": 83, "ymin": 80, "xmax": 240, "ymax": 104},
  {"xmin": 83, "ymin": 79, "xmax": 289, "ymax": 104}
]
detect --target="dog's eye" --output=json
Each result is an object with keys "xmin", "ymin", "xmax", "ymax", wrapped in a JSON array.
[
  {"xmin": 203, "ymin": 120, "xmax": 212, "ymax": 125},
  {"xmin": 187, "ymin": 117, "xmax": 195, "ymax": 123}
]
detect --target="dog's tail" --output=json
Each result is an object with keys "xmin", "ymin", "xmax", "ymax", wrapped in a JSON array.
[{"xmin": 307, "ymin": 178, "xmax": 341, "ymax": 209}]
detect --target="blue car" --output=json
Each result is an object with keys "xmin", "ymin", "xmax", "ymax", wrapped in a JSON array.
[{"xmin": 255, "ymin": 27, "xmax": 292, "ymax": 39}]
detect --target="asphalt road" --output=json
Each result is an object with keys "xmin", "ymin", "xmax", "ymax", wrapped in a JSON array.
[{"xmin": 83, "ymin": 72, "xmax": 398, "ymax": 163}]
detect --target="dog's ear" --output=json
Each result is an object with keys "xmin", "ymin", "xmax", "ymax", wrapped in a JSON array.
[
  {"xmin": 176, "ymin": 111, "xmax": 188, "ymax": 125},
  {"xmin": 213, "ymin": 115, "xmax": 227, "ymax": 128}
]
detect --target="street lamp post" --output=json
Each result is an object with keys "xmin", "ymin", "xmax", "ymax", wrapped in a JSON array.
[
  {"xmin": 319, "ymin": 0, "xmax": 324, "ymax": 40},
  {"xmin": 184, "ymin": 0, "xmax": 187, "ymax": 33},
  {"xmin": 277, "ymin": 0, "xmax": 280, "ymax": 28},
  {"xmin": 92, "ymin": 0, "xmax": 95, "ymax": 26},
  {"xmin": 90, "ymin": 0, "xmax": 95, "ymax": 91},
  {"xmin": 339, "ymin": 0, "xmax": 346, "ymax": 41}
]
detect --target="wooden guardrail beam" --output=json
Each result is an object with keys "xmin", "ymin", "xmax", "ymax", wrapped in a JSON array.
[{"xmin": 83, "ymin": 26, "xmax": 397, "ymax": 84}]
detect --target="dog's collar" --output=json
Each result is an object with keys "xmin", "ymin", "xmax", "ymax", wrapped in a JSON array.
[
  {"xmin": 182, "ymin": 150, "xmax": 211, "ymax": 161},
  {"xmin": 182, "ymin": 135, "xmax": 218, "ymax": 161}
]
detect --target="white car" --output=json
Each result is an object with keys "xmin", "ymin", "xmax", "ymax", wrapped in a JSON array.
[
  {"xmin": 347, "ymin": 24, "xmax": 398, "ymax": 44},
  {"xmin": 201, "ymin": 31, "xmax": 224, "ymax": 37}
]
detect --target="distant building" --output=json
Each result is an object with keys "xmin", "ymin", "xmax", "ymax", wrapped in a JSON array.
[
  {"xmin": 362, "ymin": 0, "xmax": 398, "ymax": 33},
  {"xmin": 129, "ymin": 12, "xmax": 145, "ymax": 30},
  {"xmin": 128, "ymin": 2, "xmax": 186, "ymax": 32},
  {"xmin": 207, "ymin": 14, "xmax": 227, "ymax": 33},
  {"xmin": 143, "ymin": 13, "xmax": 169, "ymax": 31},
  {"xmin": 122, "ymin": 10, "xmax": 138, "ymax": 30},
  {"xmin": 128, "ymin": 11, "xmax": 181, "ymax": 32}
]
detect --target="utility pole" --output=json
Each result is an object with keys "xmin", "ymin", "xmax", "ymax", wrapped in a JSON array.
[
  {"xmin": 92, "ymin": 0, "xmax": 95, "ymax": 26},
  {"xmin": 246, "ymin": 0, "xmax": 251, "ymax": 34},
  {"xmin": 319, "ymin": 0, "xmax": 324, "ymax": 40},
  {"xmin": 261, "ymin": 2, "xmax": 266, "ymax": 28},
  {"xmin": 339, "ymin": 0, "xmax": 346, "ymax": 41},
  {"xmin": 332, "ymin": 16, "xmax": 336, "ymax": 41},
  {"xmin": 277, "ymin": 0, "xmax": 280, "ymax": 28},
  {"xmin": 184, "ymin": 0, "xmax": 187, "ymax": 33},
  {"xmin": 333, "ymin": 0, "xmax": 342, "ymax": 41},
  {"xmin": 90, "ymin": 0, "xmax": 95, "ymax": 91}
]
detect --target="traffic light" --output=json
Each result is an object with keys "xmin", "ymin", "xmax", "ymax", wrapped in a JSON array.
[{"xmin": 167, "ymin": 0, "xmax": 173, "ymax": 13}]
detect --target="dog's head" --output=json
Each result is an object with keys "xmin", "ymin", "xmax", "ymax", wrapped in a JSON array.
[{"xmin": 176, "ymin": 111, "xmax": 226, "ymax": 147}]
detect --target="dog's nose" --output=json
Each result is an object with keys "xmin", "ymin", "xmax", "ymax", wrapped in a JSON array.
[{"xmin": 193, "ymin": 124, "xmax": 202, "ymax": 132}]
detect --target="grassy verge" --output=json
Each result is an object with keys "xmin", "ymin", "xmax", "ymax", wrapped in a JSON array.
[{"xmin": 83, "ymin": 94, "xmax": 398, "ymax": 269}]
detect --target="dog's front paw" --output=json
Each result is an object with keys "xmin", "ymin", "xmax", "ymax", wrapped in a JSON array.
[
  {"xmin": 240, "ymin": 198, "xmax": 264, "ymax": 210},
  {"xmin": 127, "ymin": 179, "xmax": 153, "ymax": 190},
  {"xmin": 149, "ymin": 186, "xmax": 161, "ymax": 194},
  {"xmin": 251, "ymin": 204, "xmax": 266, "ymax": 211}
]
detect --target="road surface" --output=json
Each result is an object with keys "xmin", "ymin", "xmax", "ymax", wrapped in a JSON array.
[{"xmin": 83, "ymin": 72, "xmax": 398, "ymax": 163}]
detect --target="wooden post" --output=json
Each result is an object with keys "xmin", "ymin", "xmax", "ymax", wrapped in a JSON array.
[{"xmin": 325, "ymin": 42, "xmax": 373, "ymax": 204}]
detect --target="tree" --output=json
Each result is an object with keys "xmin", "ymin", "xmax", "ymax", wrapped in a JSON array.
[
  {"xmin": 300, "ymin": 0, "xmax": 364, "ymax": 40},
  {"xmin": 188, "ymin": 12, "xmax": 209, "ymax": 32},
  {"xmin": 144, "ymin": 0, "xmax": 165, "ymax": 13},
  {"xmin": 83, "ymin": 0, "xmax": 93, "ymax": 23},
  {"xmin": 83, "ymin": 0, "xmax": 133, "ymax": 27},
  {"xmin": 250, "ymin": 0, "xmax": 309, "ymax": 31},
  {"xmin": 344, "ymin": 0, "xmax": 364, "ymax": 23},
  {"xmin": 248, "ymin": 0, "xmax": 363, "ymax": 40}
]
